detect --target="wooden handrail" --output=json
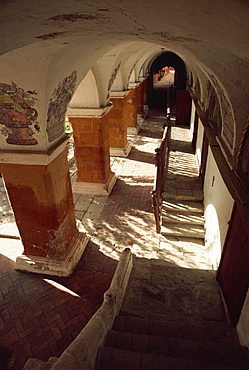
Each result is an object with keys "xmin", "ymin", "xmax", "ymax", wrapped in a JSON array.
[{"xmin": 152, "ymin": 124, "xmax": 171, "ymax": 233}]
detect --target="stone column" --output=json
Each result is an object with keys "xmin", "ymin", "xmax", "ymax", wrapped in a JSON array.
[
  {"xmin": 143, "ymin": 77, "xmax": 149, "ymax": 117},
  {"xmin": 67, "ymin": 105, "xmax": 117, "ymax": 195},
  {"xmin": 137, "ymin": 81, "xmax": 145, "ymax": 120},
  {"xmin": 0, "ymin": 137, "xmax": 89, "ymax": 277},
  {"xmin": 109, "ymin": 91, "xmax": 132, "ymax": 157},
  {"xmin": 126, "ymin": 88, "xmax": 139, "ymax": 135}
]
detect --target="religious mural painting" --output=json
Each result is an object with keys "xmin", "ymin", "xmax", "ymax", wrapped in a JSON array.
[
  {"xmin": 106, "ymin": 62, "xmax": 121, "ymax": 100},
  {"xmin": 236, "ymin": 116, "xmax": 249, "ymax": 189},
  {"xmin": 0, "ymin": 82, "xmax": 40, "ymax": 145},
  {"xmin": 46, "ymin": 71, "xmax": 77, "ymax": 142},
  {"xmin": 209, "ymin": 74, "xmax": 234, "ymax": 150}
]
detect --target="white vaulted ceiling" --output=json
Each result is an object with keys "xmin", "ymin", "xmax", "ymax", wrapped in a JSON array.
[{"xmin": 0, "ymin": 0, "xmax": 248, "ymax": 149}]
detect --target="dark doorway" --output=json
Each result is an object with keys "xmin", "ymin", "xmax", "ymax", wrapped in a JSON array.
[{"xmin": 175, "ymin": 90, "xmax": 192, "ymax": 127}]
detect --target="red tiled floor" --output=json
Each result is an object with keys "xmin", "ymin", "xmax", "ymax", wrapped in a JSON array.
[
  {"xmin": 0, "ymin": 241, "xmax": 117, "ymax": 369},
  {"xmin": 0, "ymin": 109, "xmax": 165, "ymax": 369}
]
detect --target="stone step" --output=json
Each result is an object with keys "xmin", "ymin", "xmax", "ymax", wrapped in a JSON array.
[
  {"xmin": 164, "ymin": 178, "xmax": 203, "ymax": 191},
  {"xmin": 103, "ymin": 330, "xmax": 249, "ymax": 368},
  {"xmin": 162, "ymin": 211, "xmax": 204, "ymax": 225},
  {"xmin": 0, "ymin": 222, "xmax": 20, "ymax": 239},
  {"xmin": 161, "ymin": 222, "xmax": 204, "ymax": 239},
  {"xmin": 106, "ymin": 330, "xmax": 249, "ymax": 369},
  {"xmin": 112, "ymin": 316, "xmax": 240, "ymax": 345},
  {"xmin": 159, "ymin": 236, "xmax": 206, "ymax": 253},
  {"xmin": 163, "ymin": 188, "xmax": 204, "ymax": 201},
  {"xmin": 162, "ymin": 199, "xmax": 204, "ymax": 213},
  {"xmin": 97, "ymin": 346, "xmax": 245, "ymax": 370}
]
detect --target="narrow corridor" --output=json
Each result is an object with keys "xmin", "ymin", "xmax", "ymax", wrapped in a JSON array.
[{"xmin": 1, "ymin": 108, "xmax": 247, "ymax": 369}]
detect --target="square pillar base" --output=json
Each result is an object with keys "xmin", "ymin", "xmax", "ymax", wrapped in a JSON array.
[
  {"xmin": 127, "ymin": 125, "xmax": 140, "ymax": 135},
  {"xmin": 110, "ymin": 142, "xmax": 132, "ymax": 157},
  {"xmin": 15, "ymin": 232, "xmax": 89, "ymax": 277},
  {"xmin": 72, "ymin": 171, "xmax": 117, "ymax": 195}
]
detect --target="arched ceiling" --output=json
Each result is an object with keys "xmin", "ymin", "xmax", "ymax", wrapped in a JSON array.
[
  {"xmin": 1, "ymin": 0, "xmax": 248, "ymax": 59},
  {"xmin": 0, "ymin": 0, "xmax": 248, "ymax": 150}
]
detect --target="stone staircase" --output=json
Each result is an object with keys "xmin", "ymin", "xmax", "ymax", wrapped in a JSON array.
[
  {"xmin": 161, "ymin": 126, "xmax": 205, "ymax": 245},
  {"xmin": 161, "ymin": 185, "xmax": 205, "ymax": 241},
  {"xmin": 96, "ymin": 255, "xmax": 249, "ymax": 370},
  {"xmin": 97, "ymin": 317, "xmax": 249, "ymax": 369},
  {"xmin": 96, "ymin": 126, "xmax": 249, "ymax": 369}
]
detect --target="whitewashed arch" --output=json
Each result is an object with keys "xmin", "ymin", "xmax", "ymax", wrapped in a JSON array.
[{"xmin": 69, "ymin": 69, "xmax": 100, "ymax": 108}]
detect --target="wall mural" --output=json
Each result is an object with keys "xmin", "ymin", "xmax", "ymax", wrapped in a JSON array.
[
  {"xmin": 237, "ymin": 122, "xmax": 249, "ymax": 190},
  {"xmin": 0, "ymin": 82, "xmax": 40, "ymax": 145},
  {"xmin": 106, "ymin": 62, "xmax": 121, "ymax": 100},
  {"xmin": 235, "ymin": 115, "xmax": 249, "ymax": 190},
  {"xmin": 46, "ymin": 70, "xmax": 77, "ymax": 142},
  {"xmin": 209, "ymin": 74, "xmax": 234, "ymax": 150}
]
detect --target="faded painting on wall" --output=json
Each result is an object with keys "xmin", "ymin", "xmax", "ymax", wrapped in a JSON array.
[
  {"xmin": 46, "ymin": 71, "xmax": 77, "ymax": 142},
  {"xmin": 209, "ymin": 74, "xmax": 234, "ymax": 150},
  {"xmin": 106, "ymin": 63, "xmax": 121, "ymax": 100},
  {"xmin": 0, "ymin": 82, "xmax": 40, "ymax": 145}
]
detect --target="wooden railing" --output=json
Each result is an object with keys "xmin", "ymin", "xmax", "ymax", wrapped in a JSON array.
[{"xmin": 151, "ymin": 124, "xmax": 171, "ymax": 233}]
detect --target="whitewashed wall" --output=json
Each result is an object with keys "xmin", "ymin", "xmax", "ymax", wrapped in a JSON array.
[
  {"xmin": 203, "ymin": 150, "xmax": 234, "ymax": 269},
  {"xmin": 193, "ymin": 117, "xmax": 234, "ymax": 269}
]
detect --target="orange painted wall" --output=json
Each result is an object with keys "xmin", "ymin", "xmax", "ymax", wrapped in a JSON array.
[
  {"xmin": 70, "ymin": 113, "xmax": 112, "ymax": 183},
  {"xmin": 108, "ymin": 97, "xmax": 127, "ymax": 148},
  {"xmin": 0, "ymin": 149, "xmax": 78, "ymax": 259}
]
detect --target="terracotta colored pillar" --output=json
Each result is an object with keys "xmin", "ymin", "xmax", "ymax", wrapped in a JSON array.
[
  {"xmin": 109, "ymin": 91, "xmax": 132, "ymax": 157},
  {"xmin": 68, "ymin": 105, "xmax": 117, "ymax": 195},
  {"xmin": 0, "ymin": 141, "xmax": 89, "ymax": 276},
  {"xmin": 137, "ymin": 81, "xmax": 145, "ymax": 119},
  {"xmin": 126, "ymin": 88, "xmax": 139, "ymax": 134},
  {"xmin": 142, "ymin": 77, "xmax": 149, "ymax": 117}
]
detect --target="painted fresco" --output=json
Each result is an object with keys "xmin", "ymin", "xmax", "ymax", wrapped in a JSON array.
[
  {"xmin": 0, "ymin": 82, "xmax": 40, "ymax": 145},
  {"xmin": 106, "ymin": 63, "xmax": 121, "ymax": 99},
  {"xmin": 209, "ymin": 74, "xmax": 234, "ymax": 150},
  {"xmin": 235, "ymin": 116, "xmax": 249, "ymax": 189},
  {"xmin": 46, "ymin": 71, "xmax": 77, "ymax": 142}
]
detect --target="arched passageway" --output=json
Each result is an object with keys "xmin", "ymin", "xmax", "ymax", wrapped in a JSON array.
[{"xmin": 0, "ymin": 1, "xmax": 249, "ymax": 367}]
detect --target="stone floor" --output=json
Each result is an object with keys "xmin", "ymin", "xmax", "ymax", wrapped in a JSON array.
[
  {"xmin": 120, "ymin": 124, "xmax": 217, "ymax": 327},
  {"xmin": 0, "ymin": 108, "xmax": 175, "ymax": 369},
  {"xmin": 0, "ymin": 106, "xmax": 221, "ymax": 369},
  {"xmin": 96, "ymin": 121, "xmax": 249, "ymax": 369}
]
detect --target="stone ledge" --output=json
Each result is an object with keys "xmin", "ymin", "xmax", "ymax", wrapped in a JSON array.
[
  {"xmin": 67, "ymin": 103, "xmax": 112, "ymax": 118},
  {"xmin": 127, "ymin": 124, "xmax": 141, "ymax": 135},
  {"xmin": 72, "ymin": 171, "xmax": 117, "ymax": 196},
  {"xmin": 110, "ymin": 142, "xmax": 132, "ymax": 157},
  {"xmin": 110, "ymin": 90, "xmax": 129, "ymax": 98},
  {"xmin": 0, "ymin": 135, "xmax": 70, "ymax": 166},
  {"xmin": 15, "ymin": 232, "xmax": 89, "ymax": 277}
]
